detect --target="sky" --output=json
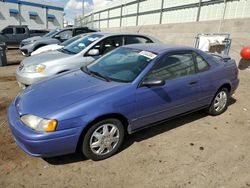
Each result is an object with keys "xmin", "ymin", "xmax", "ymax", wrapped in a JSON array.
[{"xmin": 44, "ymin": 0, "xmax": 116, "ymax": 24}]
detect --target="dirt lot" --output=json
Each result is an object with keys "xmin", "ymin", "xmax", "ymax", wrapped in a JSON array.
[{"xmin": 0, "ymin": 51, "xmax": 250, "ymax": 188}]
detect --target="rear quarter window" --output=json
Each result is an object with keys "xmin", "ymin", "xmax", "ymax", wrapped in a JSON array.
[
  {"xmin": 194, "ymin": 53, "xmax": 210, "ymax": 72},
  {"xmin": 125, "ymin": 36, "xmax": 153, "ymax": 45},
  {"xmin": 16, "ymin": 28, "xmax": 26, "ymax": 34}
]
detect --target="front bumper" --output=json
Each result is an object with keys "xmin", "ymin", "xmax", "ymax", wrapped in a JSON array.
[
  {"xmin": 7, "ymin": 102, "xmax": 81, "ymax": 157},
  {"xmin": 16, "ymin": 68, "xmax": 49, "ymax": 86}
]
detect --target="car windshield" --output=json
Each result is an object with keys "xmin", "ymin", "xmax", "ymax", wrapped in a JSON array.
[
  {"xmin": 87, "ymin": 47, "xmax": 157, "ymax": 83},
  {"xmin": 61, "ymin": 34, "xmax": 103, "ymax": 54},
  {"xmin": 43, "ymin": 28, "xmax": 61, "ymax": 38},
  {"xmin": 61, "ymin": 35, "xmax": 83, "ymax": 46}
]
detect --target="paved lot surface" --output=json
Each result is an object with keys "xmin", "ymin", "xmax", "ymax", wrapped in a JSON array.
[{"xmin": 0, "ymin": 52, "xmax": 250, "ymax": 188}]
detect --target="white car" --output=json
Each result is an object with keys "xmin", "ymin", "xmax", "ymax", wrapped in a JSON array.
[
  {"xmin": 30, "ymin": 35, "xmax": 85, "ymax": 56},
  {"xmin": 31, "ymin": 44, "xmax": 63, "ymax": 56},
  {"xmin": 16, "ymin": 32, "xmax": 161, "ymax": 87}
]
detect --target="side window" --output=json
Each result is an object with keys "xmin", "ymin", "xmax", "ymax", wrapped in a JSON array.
[
  {"xmin": 194, "ymin": 53, "xmax": 210, "ymax": 72},
  {"xmin": 3, "ymin": 27, "xmax": 13, "ymax": 34},
  {"xmin": 30, "ymin": 30, "xmax": 47, "ymax": 34},
  {"xmin": 16, "ymin": 28, "xmax": 26, "ymax": 34},
  {"xmin": 88, "ymin": 29, "xmax": 98, "ymax": 32},
  {"xmin": 75, "ymin": 29, "xmax": 88, "ymax": 35},
  {"xmin": 125, "ymin": 36, "xmax": 153, "ymax": 45},
  {"xmin": 93, "ymin": 36, "xmax": 123, "ymax": 55},
  {"xmin": 146, "ymin": 52, "xmax": 196, "ymax": 81},
  {"xmin": 58, "ymin": 30, "xmax": 73, "ymax": 40}
]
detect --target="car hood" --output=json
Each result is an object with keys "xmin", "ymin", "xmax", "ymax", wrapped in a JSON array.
[
  {"xmin": 22, "ymin": 36, "xmax": 42, "ymax": 43},
  {"xmin": 21, "ymin": 50, "xmax": 72, "ymax": 66},
  {"xmin": 31, "ymin": 44, "xmax": 63, "ymax": 56},
  {"xmin": 15, "ymin": 70, "xmax": 124, "ymax": 118}
]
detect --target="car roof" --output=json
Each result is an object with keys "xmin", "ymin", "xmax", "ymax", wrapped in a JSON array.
[
  {"xmin": 123, "ymin": 43, "xmax": 198, "ymax": 54},
  {"xmin": 92, "ymin": 32, "xmax": 155, "ymax": 38},
  {"xmin": 60, "ymin": 27, "xmax": 89, "ymax": 31}
]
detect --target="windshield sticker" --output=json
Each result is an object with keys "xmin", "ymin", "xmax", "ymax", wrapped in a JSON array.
[
  {"xmin": 139, "ymin": 51, "xmax": 157, "ymax": 59},
  {"xmin": 78, "ymin": 43, "xmax": 86, "ymax": 47},
  {"xmin": 88, "ymin": 37, "xmax": 99, "ymax": 42}
]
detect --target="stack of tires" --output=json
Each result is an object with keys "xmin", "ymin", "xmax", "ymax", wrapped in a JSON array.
[{"xmin": 0, "ymin": 43, "xmax": 7, "ymax": 67}]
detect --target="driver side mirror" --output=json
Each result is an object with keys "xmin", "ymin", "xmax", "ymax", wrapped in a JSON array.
[
  {"xmin": 87, "ymin": 49, "xmax": 100, "ymax": 56},
  {"xmin": 141, "ymin": 78, "xmax": 165, "ymax": 87}
]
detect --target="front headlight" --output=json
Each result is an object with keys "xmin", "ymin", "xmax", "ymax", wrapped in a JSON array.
[
  {"xmin": 21, "ymin": 115, "xmax": 57, "ymax": 132},
  {"xmin": 24, "ymin": 40, "xmax": 34, "ymax": 45},
  {"xmin": 23, "ymin": 64, "xmax": 46, "ymax": 73},
  {"xmin": 36, "ymin": 64, "xmax": 46, "ymax": 73}
]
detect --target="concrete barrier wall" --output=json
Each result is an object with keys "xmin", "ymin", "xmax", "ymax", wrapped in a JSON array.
[{"xmin": 102, "ymin": 18, "xmax": 250, "ymax": 62}]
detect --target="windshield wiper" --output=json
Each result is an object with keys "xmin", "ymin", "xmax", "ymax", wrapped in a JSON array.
[
  {"xmin": 59, "ymin": 48, "xmax": 75, "ymax": 54},
  {"xmin": 89, "ymin": 70, "xmax": 111, "ymax": 82},
  {"xmin": 81, "ymin": 66, "xmax": 110, "ymax": 82}
]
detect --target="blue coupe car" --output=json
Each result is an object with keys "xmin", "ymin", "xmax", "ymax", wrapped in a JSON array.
[{"xmin": 8, "ymin": 43, "xmax": 239, "ymax": 160}]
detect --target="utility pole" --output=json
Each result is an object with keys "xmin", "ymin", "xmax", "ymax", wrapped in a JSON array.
[
  {"xmin": 218, "ymin": 0, "xmax": 227, "ymax": 33},
  {"xmin": 196, "ymin": 0, "xmax": 202, "ymax": 22},
  {"xmin": 18, "ymin": 2, "xmax": 21, "ymax": 26},
  {"xmin": 136, "ymin": 0, "xmax": 139, "ymax": 26},
  {"xmin": 82, "ymin": 0, "xmax": 85, "ymax": 16},
  {"xmin": 82, "ymin": 0, "xmax": 85, "ymax": 26}
]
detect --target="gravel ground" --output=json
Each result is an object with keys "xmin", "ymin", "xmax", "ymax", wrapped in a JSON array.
[{"xmin": 0, "ymin": 52, "xmax": 250, "ymax": 188}]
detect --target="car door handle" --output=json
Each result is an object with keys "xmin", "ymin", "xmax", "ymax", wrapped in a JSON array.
[{"xmin": 189, "ymin": 80, "xmax": 198, "ymax": 85}]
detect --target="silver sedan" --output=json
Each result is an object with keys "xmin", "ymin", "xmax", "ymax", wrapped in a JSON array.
[{"xmin": 16, "ymin": 32, "xmax": 161, "ymax": 88}]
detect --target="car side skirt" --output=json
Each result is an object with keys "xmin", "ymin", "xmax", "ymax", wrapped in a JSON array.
[{"xmin": 127, "ymin": 105, "xmax": 209, "ymax": 134}]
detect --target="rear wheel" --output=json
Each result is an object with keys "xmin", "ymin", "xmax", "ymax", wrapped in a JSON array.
[
  {"xmin": 206, "ymin": 88, "xmax": 229, "ymax": 116},
  {"xmin": 82, "ymin": 118, "xmax": 124, "ymax": 161}
]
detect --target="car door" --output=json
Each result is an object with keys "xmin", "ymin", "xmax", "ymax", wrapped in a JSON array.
[
  {"xmin": 133, "ymin": 51, "xmax": 203, "ymax": 130},
  {"xmin": 84, "ymin": 36, "xmax": 123, "ymax": 65},
  {"xmin": 1, "ymin": 27, "xmax": 15, "ymax": 45},
  {"xmin": 15, "ymin": 27, "xmax": 27, "ymax": 44}
]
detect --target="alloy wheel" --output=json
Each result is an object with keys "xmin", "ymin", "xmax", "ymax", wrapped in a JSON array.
[
  {"xmin": 89, "ymin": 123, "xmax": 120, "ymax": 156},
  {"xmin": 214, "ymin": 91, "xmax": 228, "ymax": 112}
]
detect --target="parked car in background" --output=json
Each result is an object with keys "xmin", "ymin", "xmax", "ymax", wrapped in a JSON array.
[
  {"xmin": 20, "ymin": 27, "xmax": 99, "ymax": 56},
  {"xmin": 16, "ymin": 32, "xmax": 160, "ymax": 87},
  {"xmin": 8, "ymin": 44, "xmax": 239, "ymax": 160},
  {"xmin": 31, "ymin": 34, "xmax": 86, "ymax": 56},
  {"xmin": 0, "ymin": 25, "xmax": 48, "ymax": 47}
]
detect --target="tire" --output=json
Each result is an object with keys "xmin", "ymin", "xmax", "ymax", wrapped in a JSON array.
[
  {"xmin": 206, "ymin": 88, "xmax": 229, "ymax": 116},
  {"xmin": 82, "ymin": 118, "xmax": 124, "ymax": 161}
]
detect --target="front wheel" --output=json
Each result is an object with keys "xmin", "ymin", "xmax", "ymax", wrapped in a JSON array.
[
  {"xmin": 82, "ymin": 118, "xmax": 124, "ymax": 161},
  {"xmin": 206, "ymin": 88, "xmax": 229, "ymax": 116}
]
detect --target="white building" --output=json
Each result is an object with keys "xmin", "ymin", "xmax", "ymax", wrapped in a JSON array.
[{"xmin": 0, "ymin": 0, "xmax": 64, "ymax": 30}]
